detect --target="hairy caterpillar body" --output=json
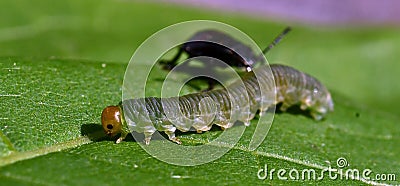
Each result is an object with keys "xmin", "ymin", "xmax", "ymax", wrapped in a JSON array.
[{"xmin": 101, "ymin": 64, "xmax": 333, "ymax": 144}]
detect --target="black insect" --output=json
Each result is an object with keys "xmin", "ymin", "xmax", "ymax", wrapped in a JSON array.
[{"xmin": 159, "ymin": 27, "xmax": 291, "ymax": 90}]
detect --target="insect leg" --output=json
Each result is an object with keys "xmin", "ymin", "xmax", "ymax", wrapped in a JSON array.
[
  {"xmin": 243, "ymin": 119, "xmax": 251, "ymax": 126},
  {"xmin": 300, "ymin": 95, "xmax": 312, "ymax": 110},
  {"xmin": 116, "ymin": 125, "xmax": 130, "ymax": 143},
  {"xmin": 116, "ymin": 132, "xmax": 128, "ymax": 144},
  {"xmin": 158, "ymin": 123, "xmax": 182, "ymax": 144},
  {"xmin": 164, "ymin": 130, "xmax": 182, "ymax": 144},
  {"xmin": 220, "ymin": 122, "xmax": 235, "ymax": 130},
  {"xmin": 204, "ymin": 78, "xmax": 217, "ymax": 91},
  {"xmin": 310, "ymin": 112, "xmax": 323, "ymax": 121},
  {"xmin": 143, "ymin": 131, "xmax": 154, "ymax": 145},
  {"xmin": 194, "ymin": 124, "xmax": 214, "ymax": 133},
  {"xmin": 280, "ymin": 97, "xmax": 297, "ymax": 112},
  {"xmin": 159, "ymin": 47, "xmax": 184, "ymax": 70}
]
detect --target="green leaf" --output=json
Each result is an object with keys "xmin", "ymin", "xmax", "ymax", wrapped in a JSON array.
[
  {"xmin": 0, "ymin": 58, "xmax": 398, "ymax": 185},
  {"xmin": 1, "ymin": 0, "xmax": 399, "ymax": 185}
]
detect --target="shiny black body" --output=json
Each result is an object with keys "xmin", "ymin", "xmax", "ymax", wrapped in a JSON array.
[
  {"xmin": 159, "ymin": 27, "xmax": 291, "ymax": 90},
  {"xmin": 160, "ymin": 30, "xmax": 258, "ymax": 71}
]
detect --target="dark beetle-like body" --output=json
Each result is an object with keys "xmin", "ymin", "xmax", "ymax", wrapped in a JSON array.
[
  {"xmin": 160, "ymin": 27, "xmax": 291, "ymax": 74},
  {"xmin": 160, "ymin": 30, "xmax": 256, "ymax": 72}
]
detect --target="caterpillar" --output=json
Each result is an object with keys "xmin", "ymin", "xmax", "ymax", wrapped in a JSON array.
[{"xmin": 101, "ymin": 64, "xmax": 334, "ymax": 144}]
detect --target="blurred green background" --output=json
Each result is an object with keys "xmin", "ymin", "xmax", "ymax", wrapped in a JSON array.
[{"xmin": 1, "ymin": 0, "xmax": 399, "ymax": 113}]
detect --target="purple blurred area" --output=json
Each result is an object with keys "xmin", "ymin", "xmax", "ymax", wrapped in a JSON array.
[{"xmin": 158, "ymin": 0, "xmax": 400, "ymax": 25}]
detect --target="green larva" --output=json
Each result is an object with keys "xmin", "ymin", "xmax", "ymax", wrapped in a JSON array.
[{"xmin": 101, "ymin": 64, "xmax": 333, "ymax": 144}]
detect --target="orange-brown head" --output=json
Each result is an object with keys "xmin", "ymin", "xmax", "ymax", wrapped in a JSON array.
[{"xmin": 101, "ymin": 106, "xmax": 122, "ymax": 137}]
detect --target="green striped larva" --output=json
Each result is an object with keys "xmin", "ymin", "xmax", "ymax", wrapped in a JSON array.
[{"xmin": 101, "ymin": 64, "xmax": 333, "ymax": 144}]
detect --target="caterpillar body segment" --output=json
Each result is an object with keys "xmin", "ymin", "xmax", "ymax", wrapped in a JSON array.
[
  {"xmin": 101, "ymin": 64, "xmax": 333, "ymax": 144},
  {"xmin": 271, "ymin": 64, "xmax": 334, "ymax": 120}
]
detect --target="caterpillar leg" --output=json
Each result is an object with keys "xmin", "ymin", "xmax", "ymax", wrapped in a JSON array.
[
  {"xmin": 195, "ymin": 124, "xmax": 213, "ymax": 133},
  {"xmin": 159, "ymin": 48, "xmax": 183, "ymax": 70},
  {"xmin": 220, "ymin": 122, "xmax": 234, "ymax": 130},
  {"xmin": 165, "ymin": 130, "xmax": 182, "ymax": 144},
  {"xmin": 116, "ymin": 131, "xmax": 128, "ymax": 144},
  {"xmin": 300, "ymin": 96, "xmax": 312, "ymax": 110},
  {"xmin": 160, "ymin": 125, "xmax": 185, "ymax": 144},
  {"xmin": 259, "ymin": 109, "xmax": 267, "ymax": 117},
  {"xmin": 310, "ymin": 111, "xmax": 323, "ymax": 121},
  {"xmin": 243, "ymin": 120, "xmax": 251, "ymax": 126},
  {"xmin": 280, "ymin": 102, "xmax": 292, "ymax": 112},
  {"xmin": 144, "ymin": 131, "xmax": 155, "ymax": 145},
  {"xmin": 115, "ymin": 134, "xmax": 126, "ymax": 144}
]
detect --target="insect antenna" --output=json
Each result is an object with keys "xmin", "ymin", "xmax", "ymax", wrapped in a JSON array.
[{"xmin": 261, "ymin": 26, "xmax": 291, "ymax": 55}]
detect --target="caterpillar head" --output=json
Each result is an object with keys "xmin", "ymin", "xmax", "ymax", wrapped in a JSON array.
[{"xmin": 101, "ymin": 106, "xmax": 122, "ymax": 137}]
